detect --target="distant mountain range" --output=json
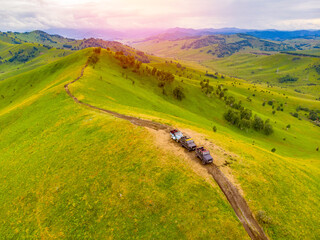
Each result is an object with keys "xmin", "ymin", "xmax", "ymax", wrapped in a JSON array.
[
  {"xmin": 141, "ymin": 27, "xmax": 320, "ymax": 41},
  {"xmin": 12, "ymin": 27, "xmax": 320, "ymax": 42}
]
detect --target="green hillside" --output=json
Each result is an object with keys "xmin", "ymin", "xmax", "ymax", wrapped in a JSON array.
[
  {"xmin": 68, "ymin": 48, "xmax": 320, "ymax": 239},
  {"xmin": 202, "ymin": 52, "xmax": 320, "ymax": 95},
  {"xmin": 0, "ymin": 31, "xmax": 150, "ymax": 63},
  {"xmin": 0, "ymin": 48, "xmax": 248, "ymax": 239},
  {"xmin": 1, "ymin": 42, "xmax": 320, "ymax": 239},
  {"xmin": 0, "ymin": 40, "xmax": 71, "ymax": 80},
  {"xmin": 131, "ymin": 34, "xmax": 300, "ymax": 61}
]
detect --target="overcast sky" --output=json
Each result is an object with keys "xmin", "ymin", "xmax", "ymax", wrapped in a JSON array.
[{"xmin": 1, "ymin": 0, "xmax": 320, "ymax": 31}]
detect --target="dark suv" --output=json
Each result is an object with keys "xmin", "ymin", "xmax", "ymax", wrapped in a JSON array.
[
  {"xmin": 195, "ymin": 147, "xmax": 213, "ymax": 165},
  {"xmin": 180, "ymin": 136, "xmax": 197, "ymax": 151}
]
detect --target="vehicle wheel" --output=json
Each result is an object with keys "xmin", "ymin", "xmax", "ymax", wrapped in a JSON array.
[{"xmin": 202, "ymin": 160, "xmax": 206, "ymax": 165}]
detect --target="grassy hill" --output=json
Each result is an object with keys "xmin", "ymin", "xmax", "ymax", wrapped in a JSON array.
[
  {"xmin": 131, "ymin": 34, "xmax": 299, "ymax": 61},
  {"xmin": 202, "ymin": 52, "xmax": 320, "ymax": 96},
  {"xmin": 0, "ymin": 48, "xmax": 249, "ymax": 239},
  {"xmin": 0, "ymin": 41, "xmax": 320, "ymax": 239},
  {"xmin": 0, "ymin": 31, "xmax": 150, "ymax": 63},
  {"xmin": 68, "ymin": 48, "xmax": 320, "ymax": 239},
  {"xmin": 0, "ymin": 40, "xmax": 71, "ymax": 81}
]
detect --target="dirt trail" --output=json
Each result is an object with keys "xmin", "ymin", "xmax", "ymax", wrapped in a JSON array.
[{"xmin": 64, "ymin": 64, "xmax": 269, "ymax": 240}]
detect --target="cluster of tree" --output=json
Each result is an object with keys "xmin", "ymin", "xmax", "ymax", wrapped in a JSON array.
[
  {"xmin": 278, "ymin": 75, "xmax": 298, "ymax": 83},
  {"xmin": 145, "ymin": 66, "xmax": 175, "ymax": 85},
  {"xmin": 262, "ymin": 101, "xmax": 284, "ymax": 112},
  {"xmin": 42, "ymin": 45, "xmax": 52, "ymax": 49},
  {"xmin": 206, "ymin": 81, "xmax": 274, "ymax": 135},
  {"xmin": 173, "ymin": 86, "xmax": 185, "ymax": 101},
  {"xmin": 309, "ymin": 111, "xmax": 320, "ymax": 121},
  {"xmin": 224, "ymin": 108, "xmax": 273, "ymax": 135},
  {"xmin": 215, "ymin": 84, "xmax": 228, "ymax": 99},
  {"xmin": 63, "ymin": 44, "xmax": 72, "ymax": 48},
  {"xmin": 77, "ymin": 38, "xmax": 150, "ymax": 63},
  {"xmin": 87, "ymin": 47, "xmax": 101, "ymax": 66},
  {"xmin": 200, "ymin": 79, "xmax": 214, "ymax": 94},
  {"xmin": 313, "ymin": 64, "xmax": 320, "ymax": 75},
  {"xmin": 296, "ymin": 105, "xmax": 320, "ymax": 121},
  {"xmin": 8, "ymin": 47, "xmax": 39, "ymax": 63},
  {"xmin": 114, "ymin": 51, "xmax": 141, "ymax": 70},
  {"xmin": 205, "ymin": 73, "xmax": 218, "ymax": 79}
]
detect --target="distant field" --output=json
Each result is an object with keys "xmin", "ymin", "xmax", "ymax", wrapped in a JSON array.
[
  {"xmin": 202, "ymin": 52, "xmax": 320, "ymax": 96},
  {"xmin": 285, "ymin": 49, "xmax": 320, "ymax": 56}
]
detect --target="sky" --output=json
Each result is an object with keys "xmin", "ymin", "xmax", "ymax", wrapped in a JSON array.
[{"xmin": 1, "ymin": 0, "xmax": 320, "ymax": 31}]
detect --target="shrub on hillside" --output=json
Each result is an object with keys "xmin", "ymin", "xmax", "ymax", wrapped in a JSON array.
[
  {"xmin": 256, "ymin": 210, "xmax": 272, "ymax": 224},
  {"xmin": 87, "ymin": 54, "xmax": 99, "ymax": 66},
  {"xmin": 173, "ymin": 86, "xmax": 185, "ymax": 101},
  {"xmin": 213, "ymin": 126, "xmax": 217, "ymax": 132},
  {"xmin": 309, "ymin": 111, "xmax": 319, "ymax": 121},
  {"xmin": 93, "ymin": 47, "xmax": 101, "ymax": 54}
]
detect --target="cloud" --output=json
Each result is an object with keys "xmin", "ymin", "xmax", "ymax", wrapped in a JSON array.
[{"xmin": 0, "ymin": 0, "xmax": 319, "ymax": 31}]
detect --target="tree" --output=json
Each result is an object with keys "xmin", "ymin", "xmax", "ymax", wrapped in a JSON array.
[
  {"xmin": 264, "ymin": 120, "xmax": 274, "ymax": 135},
  {"xmin": 252, "ymin": 115, "xmax": 264, "ymax": 131},
  {"xmin": 151, "ymin": 67, "xmax": 157, "ymax": 76},
  {"xmin": 309, "ymin": 111, "xmax": 319, "ymax": 121},
  {"xmin": 240, "ymin": 109, "xmax": 252, "ymax": 120},
  {"xmin": 87, "ymin": 54, "xmax": 99, "ymax": 66},
  {"xmin": 93, "ymin": 47, "xmax": 101, "ymax": 54},
  {"xmin": 173, "ymin": 86, "xmax": 185, "ymax": 101}
]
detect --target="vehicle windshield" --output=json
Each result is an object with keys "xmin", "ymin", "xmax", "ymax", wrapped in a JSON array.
[
  {"xmin": 176, "ymin": 132, "xmax": 183, "ymax": 137},
  {"xmin": 203, "ymin": 151, "xmax": 210, "ymax": 155}
]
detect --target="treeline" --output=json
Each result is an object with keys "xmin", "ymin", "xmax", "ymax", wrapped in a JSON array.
[
  {"xmin": 114, "ymin": 51, "xmax": 142, "ymax": 70},
  {"xmin": 278, "ymin": 75, "xmax": 298, "ymax": 83},
  {"xmin": 145, "ymin": 66, "xmax": 175, "ymax": 84},
  {"xmin": 280, "ymin": 51, "xmax": 320, "ymax": 58},
  {"xmin": 198, "ymin": 80, "xmax": 273, "ymax": 134},
  {"xmin": 8, "ymin": 47, "xmax": 39, "ymax": 63},
  {"xmin": 224, "ymin": 109, "xmax": 273, "ymax": 135},
  {"xmin": 296, "ymin": 105, "xmax": 320, "ymax": 121}
]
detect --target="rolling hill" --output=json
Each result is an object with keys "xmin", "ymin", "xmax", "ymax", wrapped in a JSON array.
[
  {"xmin": 0, "ymin": 35, "xmax": 320, "ymax": 239},
  {"xmin": 131, "ymin": 34, "xmax": 298, "ymax": 61}
]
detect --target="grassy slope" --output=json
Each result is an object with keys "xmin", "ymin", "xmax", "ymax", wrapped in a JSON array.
[
  {"xmin": 0, "ymin": 49, "xmax": 247, "ymax": 239},
  {"xmin": 0, "ymin": 31, "xmax": 73, "ymax": 48},
  {"xmin": 132, "ymin": 39, "xmax": 212, "ymax": 61},
  {"xmin": 202, "ymin": 53, "xmax": 320, "ymax": 95},
  {"xmin": 0, "ymin": 40, "xmax": 71, "ymax": 81},
  {"xmin": 70, "ymin": 49, "xmax": 320, "ymax": 239},
  {"xmin": 131, "ymin": 34, "xmax": 291, "ymax": 62}
]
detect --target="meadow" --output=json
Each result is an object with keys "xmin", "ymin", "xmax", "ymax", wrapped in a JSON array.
[
  {"xmin": 0, "ymin": 48, "xmax": 247, "ymax": 239},
  {"xmin": 0, "ymin": 39, "xmax": 319, "ymax": 239},
  {"xmin": 68, "ymin": 48, "xmax": 320, "ymax": 239}
]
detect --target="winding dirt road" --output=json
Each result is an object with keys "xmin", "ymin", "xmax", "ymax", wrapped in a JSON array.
[{"xmin": 64, "ymin": 64, "xmax": 269, "ymax": 240}]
